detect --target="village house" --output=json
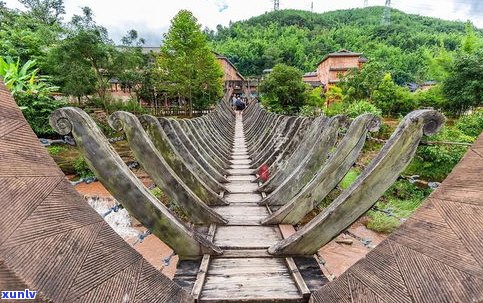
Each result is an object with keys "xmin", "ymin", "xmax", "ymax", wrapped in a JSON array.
[
  {"xmin": 214, "ymin": 53, "xmax": 246, "ymax": 93},
  {"xmin": 315, "ymin": 49, "xmax": 367, "ymax": 90}
]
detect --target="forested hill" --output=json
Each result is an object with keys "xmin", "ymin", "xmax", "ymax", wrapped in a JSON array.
[{"xmin": 208, "ymin": 7, "xmax": 482, "ymax": 84}]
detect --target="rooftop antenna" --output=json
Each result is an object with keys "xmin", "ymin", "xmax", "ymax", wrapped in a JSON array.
[
  {"xmin": 273, "ymin": 0, "xmax": 280, "ymax": 11},
  {"xmin": 364, "ymin": 0, "xmax": 368, "ymax": 7},
  {"xmin": 381, "ymin": 0, "xmax": 391, "ymax": 25}
]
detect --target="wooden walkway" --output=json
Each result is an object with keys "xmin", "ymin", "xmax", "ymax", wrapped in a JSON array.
[{"xmin": 185, "ymin": 113, "xmax": 320, "ymax": 302}]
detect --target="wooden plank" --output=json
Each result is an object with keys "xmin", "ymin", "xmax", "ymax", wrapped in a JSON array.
[
  {"xmin": 224, "ymin": 193, "xmax": 262, "ymax": 203},
  {"xmin": 230, "ymin": 155, "xmax": 251, "ymax": 160},
  {"xmin": 227, "ymin": 175, "xmax": 256, "ymax": 181},
  {"xmin": 227, "ymin": 168, "xmax": 256, "ymax": 175},
  {"xmin": 191, "ymin": 225, "xmax": 216, "ymax": 299},
  {"xmin": 286, "ymin": 257, "xmax": 311, "ymax": 299},
  {"xmin": 224, "ymin": 182, "xmax": 259, "ymax": 193},
  {"xmin": 212, "ymin": 206, "xmax": 268, "ymax": 225},
  {"xmin": 200, "ymin": 258, "xmax": 303, "ymax": 301},
  {"xmin": 230, "ymin": 159, "xmax": 251, "ymax": 165},
  {"xmin": 218, "ymin": 250, "xmax": 273, "ymax": 258},
  {"xmin": 230, "ymin": 164, "xmax": 252, "ymax": 169},
  {"xmin": 191, "ymin": 255, "xmax": 210, "ymax": 300},
  {"xmin": 214, "ymin": 226, "xmax": 282, "ymax": 249},
  {"xmin": 200, "ymin": 297, "xmax": 304, "ymax": 303}
]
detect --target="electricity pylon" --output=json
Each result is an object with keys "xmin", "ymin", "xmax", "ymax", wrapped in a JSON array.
[
  {"xmin": 364, "ymin": 0, "xmax": 368, "ymax": 7},
  {"xmin": 273, "ymin": 0, "xmax": 280, "ymax": 11},
  {"xmin": 381, "ymin": 0, "xmax": 391, "ymax": 25}
]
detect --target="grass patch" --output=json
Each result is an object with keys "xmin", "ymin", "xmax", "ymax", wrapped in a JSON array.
[
  {"xmin": 365, "ymin": 210, "xmax": 401, "ymax": 233},
  {"xmin": 47, "ymin": 145, "xmax": 66, "ymax": 155},
  {"xmin": 364, "ymin": 180, "xmax": 431, "ymax": 233},
  {"xmin": 339, "ymin": 167, "xmax": 361, "ymax": 189}
]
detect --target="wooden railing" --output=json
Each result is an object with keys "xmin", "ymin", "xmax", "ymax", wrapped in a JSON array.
[{"xmin": 143, "ymin": 105, "xmax": 214, "ymax": 117}]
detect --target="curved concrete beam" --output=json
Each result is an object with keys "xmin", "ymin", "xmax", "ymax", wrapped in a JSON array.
[
  {"xmin": 139, "ymin": 115, "xmax": 227, "ymax": 206},
  {"xmin": 268, "ymin": 110, "xmax": 445, "ymax": 255},
  {"xmin": 262, "ymin": 114, "xmax": 380, "ymax": 224},
  {"xmin": 157, "ymin": 117, "xmax": 228, "ymax": 188},
  {"xmin": 50, "ymin": 107, "xmax": 222, "ymax": 258},
  {"xmin": 179, "ymin": 119, "xmax": 229, "ymax": 171},
  {"xmin": 252, "ymin": 116, "xmax": 310, "ymax": 169},
  {"xmin": 164, "ymin": 118, "xmax": 229, "ymax": 182},
  {"xmin": 261, "ymin": 115, "xmax": 346, "ymax": 206},
  {"xmin": 260, "ymin": 115, "xmax": 333, "ymax": 193},
  {"xmin": 108, "ymin": 111, "xmax": 227, "ymax": 225}
]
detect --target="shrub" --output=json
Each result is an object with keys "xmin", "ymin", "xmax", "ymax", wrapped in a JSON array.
[
  {"xmin": 305, "ymin": 87, "xmax": 325, "ymax": 107},
  {"xmin": 14, "ymin": 92, "xmax": 66, "ymax": 136},
  {"xmin": 73, "ymin": 155, "xmax": 94, "ymax": 178},
  {"xmin": 345, "ymin": 100, "xmax": 382, "ymax": 118},
  {"xmin": 0, "ymin": 56, "xmax": 65, "ymax": 136},
  {"xmin": 323, "ymin": 100, "xmax": 345, "ymax": 117},
  {"xmin": 107, "ymin": 99, "xmax": 147, "ymax": 114},
  {"xmin": 414, "ymin": 85, "xmax": 445, "ymax": 110},
  {"xmin": 405, "ymin": 125, "xmax": 473, "ymax": 181},
  {"xmin": 455, "ymin": 109, "xmax": 483, "ymax": 137},
  {"xmin": 299, "ymin": 105, "xmax": 322, "ymax": 117}
]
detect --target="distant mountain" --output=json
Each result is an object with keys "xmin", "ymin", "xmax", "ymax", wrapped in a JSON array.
[{"xmin": 208, "ymin": 7, "xmax": 481, "ymax": 84}]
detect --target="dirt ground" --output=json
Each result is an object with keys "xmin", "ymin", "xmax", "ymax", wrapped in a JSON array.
[
  {"xmin": 74, "ymin": 180, "xmax": 387, "ymax": 280},
  {"xmin": 318, "ymin": 221, "xmax": 387, "ymax": 278}
]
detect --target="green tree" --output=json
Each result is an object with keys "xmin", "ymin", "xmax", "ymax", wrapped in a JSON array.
[
  {"xmin": 18, "ymin": 0, "xmax": 65, "ymax": 25},
  {"xmin": 442, "ymin": 49, "xmax": 483, "ymax": 116},
  {"xmin": 0, "ymin": 3, "xmax": 63, "ymax": 64},
  {"xmin": 339, "ymin": 62, "xmax": 385, "ymax": 102},
  {"xmin": 259, "ymin": 63, "xmax": 308, "ymax": 114},
  {"xmin": 461, "ymin": 22, "xmax": 480, "ymax": 54},
  {"xmin": 46, "ymin": 7, "xmax": 116, "ymax": 104},
  {"xmin": 112, "ymin": 29, "xmax": 146, "ymax": 96},
  {"xmin": 422, "ymin": 42, "xmax": 454, "ymax": 82},
  {"xmin": 372, "ymin": 73, "xmax": 418, "ymax": 116},
  {"xmin": 157, "ymin": 10, "xmax": 223, "ymax": 113}
]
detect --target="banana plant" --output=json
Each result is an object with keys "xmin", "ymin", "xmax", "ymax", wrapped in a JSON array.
[{"xmin": 0, "ymin": 56, "xmax": 58, "ymax": 96}]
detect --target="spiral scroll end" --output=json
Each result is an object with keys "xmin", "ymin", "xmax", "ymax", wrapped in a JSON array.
[
  {"xmin": 420, "ymin": 110, "xmax": 445, "ymax": 136},
  {"xmin": 368, "ymin": 115, "xmax": 381, "ymax": 133},
  {"xmin": 49, "ymin": 108, "xmax": 73, "ymax": 135},
  {"xmin": 107, "ymin": 111, "xmax": 124, "ymax": 131}
]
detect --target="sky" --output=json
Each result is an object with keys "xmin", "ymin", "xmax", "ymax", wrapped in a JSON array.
[{"xmin": 4, "ymin": 0, "xmax": 483, "ymax": 46}]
